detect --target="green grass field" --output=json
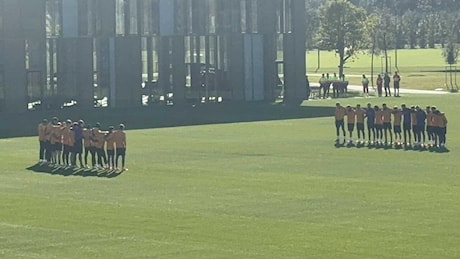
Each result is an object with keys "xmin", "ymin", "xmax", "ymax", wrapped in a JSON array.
[
  {"xmin": 306, "ymin": 48, "xmax": 460, "ymax": 91},
  {"xmin": 1, "ymin": 94, "xmax": 460, "ymax": 258}
]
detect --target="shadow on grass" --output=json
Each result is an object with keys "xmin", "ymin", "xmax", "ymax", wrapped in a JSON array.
[
  {"xmin": 334, "ymin": 142, "xmax": 450, "ymax": 153},
  {"xmin": 1, "ymin": 102, "xmax": 336, "ymax": 138},
  {"xmin": 26, "ymin": 163, "xmax": 124, "ymax": 178}
]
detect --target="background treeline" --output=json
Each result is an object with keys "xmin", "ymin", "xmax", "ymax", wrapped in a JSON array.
[{"xmin": 305, "ymin": 0, "xmax": 460, "ymax": 50}]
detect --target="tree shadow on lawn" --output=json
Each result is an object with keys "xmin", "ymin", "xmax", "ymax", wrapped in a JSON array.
[{"xmin": 26, "ymin": 163, "xmax": 124, "ymax": 178}]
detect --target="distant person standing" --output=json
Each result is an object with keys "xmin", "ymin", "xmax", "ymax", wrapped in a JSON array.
[
  {"xmin": 393, "ymin": 71, "xmax": 401, "ymax": 97},
  {"xmin": 305, "ymin": 75, "xmax": 310, "ymax": 99},
  {"xmin": 361, "ymin": 74, "xmax": 370, "ymax": 97},
  {"xmin": 341, "ymin": 74, "xmax": 349, "ymax": 93},
  {"xmin": 38, "ymin": 119, "xmax": 48, "ymax": 163},
  {"xmin": 384, "ymin": 73, "xmax": 391, "ymax": 97},
  {"xmin": 331, "ymin": 73, "xmax": 340, "ymax": 98},
  {"xmin": 319, "ymin": 74, "xmax": 328, "ymax": 99},
  {"xmin": 114, "ymin": 124, "xmax": 127, "ymax": 171},
  {"xmin": 376, "ymin": 74, "xmax": 383, "ymax": 97},
  {"xmin": 325, "ymin": 73, "xmax": 331, "ymax": 98}
]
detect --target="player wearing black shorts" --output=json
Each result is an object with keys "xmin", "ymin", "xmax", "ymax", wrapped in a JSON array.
[
  {"xmin": 374, "ymin": 106, "xmax": 384, "ymax": 145},
  {"xmin": 426, "ymin": 106, "xmax": 434, "ymax": 146},
  {"xmin": 365, "ymin": 103, "xmax": 375, "ymax": 144},
  {"xmin": 355, "ymin": 104, "xmax": 366, "ymax": 144},
  {"xmin": 392, "ymin": 106, "xmax": 403, "ymax": 145},
  {"xmin": 345, "ymin": 105, "xmax": 356, "ymax": 144},
  {"xmin": 401, "ymin": 104, "xmax": 412, "ymax": 146},
  {"xmin": 381, "ymin": 103, "xmax": 393, "ymax": 145},
  {"xmin": 335, "ymin": 103, "xmax": 347, "ymax": 143}
]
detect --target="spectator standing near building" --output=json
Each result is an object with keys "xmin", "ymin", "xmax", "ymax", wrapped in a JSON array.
[
  {"xmin": 376, "ymin": 74, "xmax": 383, "ymax": 97},
  {"xmin": 384, "ymin": 73, "xmax": 391, "ymax": 97},
  {"xmin": 393, "ymin": 71, "xmax": 401, "ymax": 97},
  {"xmin": 361, "ymin": 74, "xmax": 370, "ymax": 97},
  {"xmin": 319, "ymin": 74, "xmax": 328, "ymax": 99}
]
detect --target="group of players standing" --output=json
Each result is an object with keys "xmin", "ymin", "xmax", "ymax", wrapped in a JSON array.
[
  {"xmin": 334, "ymin": 102, "xmax": 448, "ymax": 149},
  {"xmin": 319, "ymin": 73, "xmax": 349, "ymax": 99},
  {"xmin": 38, "ymin": 117, "xmax": 128, "ymax": 171}
]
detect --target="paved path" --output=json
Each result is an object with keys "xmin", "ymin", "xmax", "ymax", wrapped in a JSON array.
[{"xmin": 310, "ymin": 83, "xmax": 450, "ymax": 95}]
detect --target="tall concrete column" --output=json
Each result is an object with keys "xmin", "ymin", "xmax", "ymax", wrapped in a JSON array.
[
  {"xmin": 2, "ymin": 0, "xmax": 46, "ymax": 112},
  {"xmin": 283, "ymin": 0, "xmax": 306, "ymax": 105},
  {"xmin": 227, "ymin": 34, "xmax": 245, "ymax": 101},
  {"xmin": 3, "ymin": 39, "xmax": 27, "ymax": 112},
  {"xmin": 114, "ymin": 36, "xmax": 142, "ymax": 107},
  {"xmin": 258, "ymin": 0, "xmax": 278, "ymax": 102},
  {"xmin": 171, "ymin": 36, "xmax": 186, "ymax": 105}
]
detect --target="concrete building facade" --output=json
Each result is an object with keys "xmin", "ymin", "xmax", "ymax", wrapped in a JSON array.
[{"xmin": 0, "ymin": 0, "xmax": 307, "ymax": 113}]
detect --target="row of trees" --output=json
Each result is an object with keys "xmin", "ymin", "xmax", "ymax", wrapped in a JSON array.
[{"xmin": 306, "ymin": 0, "xmax": 460, "ymax": 75}]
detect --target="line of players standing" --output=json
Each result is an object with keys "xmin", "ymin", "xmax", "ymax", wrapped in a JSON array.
[
  {"xmin": 334, "ymin": 102, "xmax": 448, "ymax": 148},
  {"xmin": 38, "ymin": 117, "xmax": 127, "ymax": 171}
]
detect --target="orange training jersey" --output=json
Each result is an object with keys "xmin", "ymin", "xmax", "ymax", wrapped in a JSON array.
[
  {"xmin": 50, "ymin": 125, "xmax": 61, "ymax": 144},
  {"xmin": 113, "ymin": 131, "xmax": 126, "ymax": 149},
  {"xmin": 440, "ymin": 113, "xmax": 447, "ymax": 127},
  {"xmin": 355, "ymin": 109, "xmax": 365, "ymax": 124},
  {"xmin": 346, "ymin": 109, "xmax": 356, "ymax": 124},
  {"xmin": 82, "ymin": 128, "xmax": 92, "ymax": 148},
  {"xmin": 105, "ymin": 132, "xmax": 116, "ymax": 150},
  {"xmin": 411, "ymin": 111, "xmax": 417, "ymax": 125},
  {"xmin": 44, "ymin": 123, "xmax": 53, "ymax": 141},
  {"xmin": 335, "ymin": 106, "xmax": 346, "ymax": 120},
  {"xmin": 38, "ymin": 123, "xmax": 47, "ymax": 141},
  {"xmin": 62, "ymin": 127, "xmax": 74, "ymax": 146},
  {"xmin": 392, "ymin": 110, "xmax": 402, "ymax": 126},
  {"xmin": 93, "ymin": 130, "xmax": 106, "ymax": 149},
  {"xmin": 375, "ymin": 110, "xmax": 384, "ymax": 125},
  {"xmin": 382, "ymin": 108, "xmax": 392, "ymax": 123},
  {"xmin": 426, "ymin": 112, "xmax": 434, "ymax": 126}
]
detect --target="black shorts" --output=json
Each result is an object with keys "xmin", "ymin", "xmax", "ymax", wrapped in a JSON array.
[
  {"xmin": 403, "ymin": 124, "xmax": 411, "ymax": 131},
  {"xmin": 73, "ymin": 143, "xmax": 83, "ymax": 154},
  {"xmin": 393, "ymin": 125, "xmax": 401, "ymax": 133},
  {"xmin": 54, "ymin": 143, "xmax": 62, "ymax": 151},
  {"xmin": 375, "ymin": 124, "xmax": 383, "ymax": 130},
  {"xmin": 107, "ymin": 149, "xmax": 115, "ymax": 157},
  {"xmin": 426, "ymin": 125, "xmax": 434, "ymax": 135},
  {"xmin": 45, "ymin": 141, "xmax": 54, "ymax": 152},
  {"xmin": 63, "ymin": 144, "xmax": 73, "ymax": 153},
  {"xmin": 412, "ymin": 125, "xmax": 420, "ymax": 132},
  {"xmin": 335, "ymin": 119, "xmax": 344, "ymax": 129},
  {"xmin": 435, "ymin": 127, "xmax": 447, "ymax": 135},
  {"xmin": 367, "ymin": 121, "xmax": 375, "ymax": 129},
  {"xmin": 347, "ymin": 123, "xmax": 355, "ymax": 132},
  {"xmin": 383, "ymin": 122, "xmax": 392, "ymax": 130},
  {"xmin": 394, "ymin": 82, "xmax": 400, "ymax": 89},
  {"xmin": 116, "ymin": 148, "xmax": 126, "ymax": 156},
  {"xmin": 357, "ymin": 123, "xmax": 364, "ymax": 131}
]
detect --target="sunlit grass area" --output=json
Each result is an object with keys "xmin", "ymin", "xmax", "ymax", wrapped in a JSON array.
[{"xmin": 1, "ymin": 93, "xmax": 459, "ymax": 258}]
